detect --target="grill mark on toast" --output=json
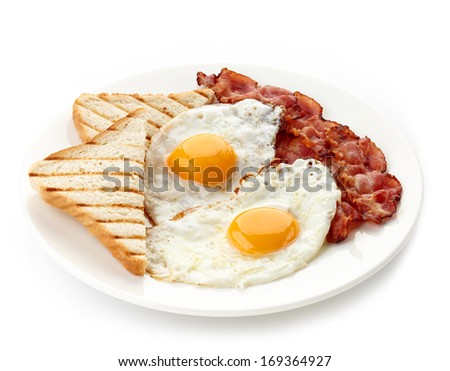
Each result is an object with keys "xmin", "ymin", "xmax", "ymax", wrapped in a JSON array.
[
  {"xmin": 135, "ymin": 100, "xmax": 172, "ymax": 117},
  {"xmin": 75, "ymin": 104, "xmax": 114, "ymax": 129},
  {"xmin": 81, "ymin": 142, "xmax": 147, "ymax": 149},
  {"xmin": 128, "ymin": 110, "xmax": 162, "ymax": 129},
  {"xmin": 98, "ymin": 94, "xmax": 147, "ymax": 113},
  {"xmin": 44, "ymin": 157, "xmax": 145, "ymax": 165},
  {"xmin": 103, "ymin": 93, "xmax": 174, "ymax": 120},
  {"xmin": 132, "ymin": 96, "xmax": 175, "ymax": 118},
  {"xmin": 143, "ymin": 119, "xmax": 161, "ymax": 129},
  {"xmin": 97, "ymin": 94, "xmax": 128, "ymax": 111},
  {"xmin": 35, "ymin": 158, "xmax": 144, "ymax": 168},
  {"xmin": 98, "ymin": 219, "xmax": 145, "ymax": 225},
  {"xmin": 45, "ymin": 187, "xmax": 143, "ymax": 194},
  {"xmin": 168, "ymin": 99, "xmax": 194, "ymax": 109},
  {"xmin": 128, "ymin": 252, "xmax": 145, "ymax": 256},
  {"xmin": 78, "ymin": 119, "xmax": 102, "ymax": 132},
  {"xmin": 113, "ymin": 236, "xmax": 145, "ymax": 240},
  {"xmin": 30, "ymin": 171, "xmax": 144, "ymax": 180},
  {"xmin": 146, "ymin": 120, "xmax": 161, "ymax": 129},
  {"xmin": 77, "ymin": 203, "xmax": 144, "ymax": 209},
  {"xmin": 76, "ymin": 100, "xmax": 127, "ymax": 121}
]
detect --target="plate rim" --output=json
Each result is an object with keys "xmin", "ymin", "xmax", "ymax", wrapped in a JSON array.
[{"xmin": 21, "ymin": 63, "xmax": 423, "ymax": 317}]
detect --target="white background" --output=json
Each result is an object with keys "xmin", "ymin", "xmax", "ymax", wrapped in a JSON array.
[{"xmin": 1, "ymin": 1, "xmax": 448, "ymax": 370}]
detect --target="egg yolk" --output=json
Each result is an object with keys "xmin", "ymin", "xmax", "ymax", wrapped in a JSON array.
[
  {"xmin": 167, "ymin": 134, "xmax": 237, "ymax": 187},
  {"xmin": 227, "ymin": 207, "xmax": 300, "ymax": 256}
]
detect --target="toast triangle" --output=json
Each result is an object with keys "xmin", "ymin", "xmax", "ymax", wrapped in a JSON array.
[
  {"xmin": 29, "ymin": 110, "xmax": 151, "ymax": 275},
  {"xmin": 73, "ymin": 88, "xmax": 215, "ymax": 142}
]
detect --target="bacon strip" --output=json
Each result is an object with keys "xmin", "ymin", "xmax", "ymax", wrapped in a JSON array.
[{"xmin": 198, "ymin": 68, "xmax": 402, "ymax": 243}]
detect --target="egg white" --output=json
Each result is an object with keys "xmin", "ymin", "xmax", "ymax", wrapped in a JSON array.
[
  {"xmin": 145, "ymin": 99, "xmax": 282, "ymax": 224},
  {"xmin": 146, "ymin": 159, "xmax": 341, "ymax": 288}
]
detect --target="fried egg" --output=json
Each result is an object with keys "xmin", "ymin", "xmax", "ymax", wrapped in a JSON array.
[
  {"xmin": 145, "ymin": 99, "xmax": 282, "ymax": 223},
  {"xmin": 146, "ymin": 159, "xmax": 341, "ymax": 288}
]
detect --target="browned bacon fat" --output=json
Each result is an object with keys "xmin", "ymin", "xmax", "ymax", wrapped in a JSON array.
[{"xmin": 198, "ymin": 68, "xmax": 402, "ymax": 243}]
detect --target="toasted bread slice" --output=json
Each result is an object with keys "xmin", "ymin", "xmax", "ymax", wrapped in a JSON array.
[
  {"xmin": 29, "ymin": 110, "xmax": 151, "ymax": 275},
  {"xmin": 73, "ymin": 88, "xmax": 215, "ymax": 142}
]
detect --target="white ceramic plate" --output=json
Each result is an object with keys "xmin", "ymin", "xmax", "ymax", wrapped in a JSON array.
[{"xmin": 22, "ymin": 64, "xmax": 422, "ymax": 317}]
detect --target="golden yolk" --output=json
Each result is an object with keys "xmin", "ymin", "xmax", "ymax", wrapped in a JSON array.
[
  {"xmin": 167, "ymin": 134, "xmax": 237, "ymax": 187},
  {"xmin": 227, "ymin": 207, "xmax": 300, "ymax": 256}
]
